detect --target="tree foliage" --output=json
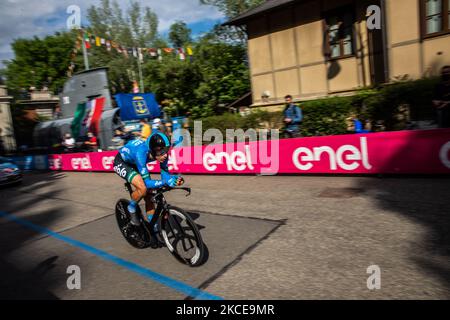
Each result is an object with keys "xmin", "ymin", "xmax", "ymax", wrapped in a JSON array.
[
  {"xmin": 3, "ymin": 32, "xmax": 76, "ymax": 96},
  {"xmin": 143, "ymin": 26, "xmax": 250, "ymax": 118},
  {"xmin": 169, "ymin": 21, "xmax": 192, "ymax": 48},
  {"xmin": 199, "ymin": 0, "xmax": 265, "ymax": 18},
  {"xmin": 3, "ymin": 0, "xmax": 251, "ymax": 118}
]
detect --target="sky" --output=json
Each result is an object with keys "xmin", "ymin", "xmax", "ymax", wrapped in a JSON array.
[{"xmin": 0, "ymin": 0, "xmax": 226, "ymax": 67}]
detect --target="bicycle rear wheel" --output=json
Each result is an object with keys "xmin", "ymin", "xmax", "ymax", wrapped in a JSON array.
[
  {"xmin": 115, "ymin": 199, "xmax": 152, "ymax": 249},
  {"xmin": 160, "ymin": 206, "xmax": 205, "ymax": 267}
]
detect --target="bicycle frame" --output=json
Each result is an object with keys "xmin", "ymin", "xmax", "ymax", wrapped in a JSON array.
[
  {"xmin": 119, "ymin": 183, "xmax": 203, "ymax": 266},
  {"xmin": 124, "ymin": 182, "xmax": 191, "ymax": 230}
]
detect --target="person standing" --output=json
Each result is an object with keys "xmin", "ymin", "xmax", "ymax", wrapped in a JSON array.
[
  {"xmin": 62, "ymin": 133, "xmax": 75, "ymax": 153},
  {"xmin": 84, "ymin": 132, "xmax": 98, "ymax": 152},
  {"xmin": 0, "ymin": 128, "xmax": 5, "ymax": 156},
  {"xmin": 138, "ymin": 118, "xmax": 152, "ymax": 140},
  {"xmin": 433, "ymin": 66, "xmax": 450, "ymax": 128},
  {"xmin": 283, "ymin": 95, "xmax": 303, "ymax": 138}
]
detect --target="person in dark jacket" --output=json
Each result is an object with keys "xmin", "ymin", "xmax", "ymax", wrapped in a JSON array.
[
  {"xmin": 283, "ymin": 95, "xmax": 303, "ymax": 138},
  {"xmin": 433, "ymin": 66, "xmax": 450, "ymax": 128}
]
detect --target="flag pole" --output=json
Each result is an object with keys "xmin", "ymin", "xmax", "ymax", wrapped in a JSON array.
[
  {"xmin": 137, "ymin": 50, "xmax": 145, "ymax": 93},
  {"xmin": 81, "ymin": 29, "xmax": 90, "ymax": 70}
]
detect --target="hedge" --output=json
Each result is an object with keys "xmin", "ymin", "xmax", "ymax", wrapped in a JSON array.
[{"xmin": 191, "ymin": 77, "xmax": 440, "ymax": 140}]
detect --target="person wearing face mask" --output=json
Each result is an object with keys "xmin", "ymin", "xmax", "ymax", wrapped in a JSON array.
[{"xmin": 433, "ymin": 66, "xmax": 450, "ymax": 128}]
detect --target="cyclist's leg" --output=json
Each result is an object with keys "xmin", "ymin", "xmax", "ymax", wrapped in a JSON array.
[
  {"xmin": 144, "ymin": 193, "xmax": 155, "ymax": 223},
  {"xmin": 114, "ymin": 153, "xmax": 146, "ymax": 202},
  {"xmin": 114, "ymin": 154, "xmax": 145, "ymax": 224},
  {"xmin": 129, "ymin": 174, "xmax": 146, "ymax": 204}
]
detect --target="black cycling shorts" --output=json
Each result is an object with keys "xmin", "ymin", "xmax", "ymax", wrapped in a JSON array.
[{"xmin": 113, "ymin": 153, "xmax": 139, "ymax": 183}]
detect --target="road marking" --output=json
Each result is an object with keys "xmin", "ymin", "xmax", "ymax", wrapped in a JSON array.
[{"xmin": 0, "ymin": 211, "xmax": 223, "ymax": 300}]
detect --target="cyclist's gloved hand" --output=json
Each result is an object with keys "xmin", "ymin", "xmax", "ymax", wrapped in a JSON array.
[{"xmin": 167, "ymin": 176, "xmax": 184, "ymax": 187}]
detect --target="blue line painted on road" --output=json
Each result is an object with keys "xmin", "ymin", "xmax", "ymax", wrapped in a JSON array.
[{"xmin": 0, "ymin": 211, "xmax": 223, "ymax": 300}]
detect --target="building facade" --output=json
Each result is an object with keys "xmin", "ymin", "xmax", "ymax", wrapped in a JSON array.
[
  {"xmin": 0, "ymin": 85, "xmax": 16, "ymax": 153},
  {"xmin": 226, "ymin": 0, "xmax": 450, "ymax": 109}
]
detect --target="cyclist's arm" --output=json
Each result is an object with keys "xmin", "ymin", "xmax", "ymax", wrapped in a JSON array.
[
  {"xmin": 160, "ymin": 157, "xmax": 172, "ymax": 183},
  {"xmin": 135, "ymin": 152, "xmax": 164, "ymax": 189},
  {"xmin": 160, "ymin": 156, "xmax": 183, "ymax": 187}
]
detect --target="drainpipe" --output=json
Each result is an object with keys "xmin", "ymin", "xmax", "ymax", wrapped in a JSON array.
[{"xmin": 380, "ymin": 0, "xmax": 390, "ymax": 82}]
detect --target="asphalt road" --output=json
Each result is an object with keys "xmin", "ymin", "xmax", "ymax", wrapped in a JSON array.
[{"xmin": 0, "ymin": 171, "xmax": 449, "ymax": 299}]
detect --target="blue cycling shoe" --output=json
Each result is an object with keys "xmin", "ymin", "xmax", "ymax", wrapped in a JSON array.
[{"xmin": 127, "ymin": 202, "xmax": 141, "ymax": 226}]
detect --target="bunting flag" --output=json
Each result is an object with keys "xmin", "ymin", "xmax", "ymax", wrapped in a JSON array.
[
  {"xmin": 83, "ymin": 33, "xmax": 91, "ymax": 49},
  {"xmin": 149, "ymin": 48, "xmax": 157, "ymax": 57},
  {"xmin": 77, "ymin": 29, "xmax": 194, "ymax": 63},
  {"xmin": 132, "ymin": 80, "xmax": 139, "ymax": 94},
  {"xmin": 179, "ymin": 48, "xmax": 186, "ymax": 60},
  {"xmin": 158, "ymin": 48, "xmax": 162, "ymax": 61}
]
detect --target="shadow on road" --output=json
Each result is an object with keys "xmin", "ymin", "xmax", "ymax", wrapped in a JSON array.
[
  {"xmin": 354, "ymin": 132, "xmax": 450, "ymax": 293},
  {"xmin": 0, "ymin": 171, "xmax": 68, "ymax": 299}
]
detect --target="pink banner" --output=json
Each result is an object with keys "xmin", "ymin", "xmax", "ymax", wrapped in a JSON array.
[{"xmin": 48, "ymin": 129, "xmax": 450, "ymax": 175}]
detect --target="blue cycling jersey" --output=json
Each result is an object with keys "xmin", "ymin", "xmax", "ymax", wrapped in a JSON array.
[{"xmin": 119, "ymin": 138, "xmax": 173, "ymax": 189}]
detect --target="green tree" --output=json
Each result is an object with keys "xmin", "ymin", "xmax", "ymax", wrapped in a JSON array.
[
  {"xmin": 85, "ymin": 0, "xmax": 161, "ymax": 93},
  {"xmin": 168, "ymin": 21, "xmax": 192, "ymax": 48},
  {"xmin": 143, "ymin": 25, "xmax": 250, "ymax": 118},
  {"xmin": 192, "ymin": 30, "xmax": 250, "ymax": 116},
  {"xmin": 3, "ymin": 31, "xmax": 76, "ymax": 95},
  {"xmin": 199, "ymin": 0, "xmax": 264, "ymax": 44},
  {"xmin": 199, "ymin": 0, "xmax": 265, "ymax": 18}
]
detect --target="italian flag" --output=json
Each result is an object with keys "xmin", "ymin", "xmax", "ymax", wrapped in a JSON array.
[
  {"xmin": 71, "ymin": 97, "xmax": 105, "ymax": 138},
  {"xmin": 71, "ymin": 102, "xmax": 87, "ymax": 138},
  {"xmin": 86, "ymin": 97, "xmax": 106, "ymax": 137}
]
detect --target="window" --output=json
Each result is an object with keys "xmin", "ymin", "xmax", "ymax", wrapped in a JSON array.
[
  {"xmin": 325, "ymin": 10, "xmax": 355, "ymax": 59},
  {"xmin": 422, "ymin": 0, "xmax": 450, "ymax": 37}
]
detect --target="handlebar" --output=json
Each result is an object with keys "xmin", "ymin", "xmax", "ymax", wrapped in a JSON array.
[
  {"xmin": 152, "ymin": 186, "xmax": 191, "ymax": 197},
  {"xmin": 124, "ymin": 182, "xmax": 191, "ymax": 197}
]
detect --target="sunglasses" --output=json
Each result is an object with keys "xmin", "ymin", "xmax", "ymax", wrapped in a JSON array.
[{"xmin": 153, "ymin": 147, "xmax": 169, "ymax": 157}]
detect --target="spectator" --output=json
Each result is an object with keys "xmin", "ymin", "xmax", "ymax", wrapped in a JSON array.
[
  {"xmin": 138, "ymin": 118, "xmax": 152, "ymax": 140},
  {"xmin": 112, "ymin": 128, "xmax": 134, "ymax": 148},
  {"xmin": 62, "ymin": 133, "xmax": 75, "ymax": 152},
  {"xmin": 283, "ymin": 95, "xmax": 303, "ymax": 138},
  {"xmin": 0, "ymin": 128, "xmax": 5, "ymax": 156},
  {"xmin": 84, "ymin": 132, "xmax": 98, "ymax": 152},
  {"xmin": 183, "ymin": 112, "xmax": 191, "ymax": 131},
  {"xmin": 433, "ymin": 65, "xmax": 450, "ymax": 128},
  {"xmin": 347, "ymin": 114, "xmax": 370, "ymax": 134},
  {"xmin": 53, "ymin": 105, "xmax": 63, "ymax": 120},
  {"xmin": 152, "ymin": 118, "xmax": 164, "ymax": 133},
  {"xmin": 165, "ymin": 121, "xmax": 173, "ymax": 139}
]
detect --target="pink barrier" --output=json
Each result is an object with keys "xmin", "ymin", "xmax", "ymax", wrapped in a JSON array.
[{"xmin": 48, "ymin": 129, "xmax": 450, "ymax": 175}]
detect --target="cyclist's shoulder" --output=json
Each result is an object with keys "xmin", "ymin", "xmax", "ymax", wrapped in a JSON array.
[{"xmin": 124, "ymin": 138, "xmax": 146, "ymax": 150}]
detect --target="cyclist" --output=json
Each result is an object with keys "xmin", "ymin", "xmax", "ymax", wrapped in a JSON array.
[{"xmin": 113, "ymin": 132, "xmax": 184, "ymax": 226}]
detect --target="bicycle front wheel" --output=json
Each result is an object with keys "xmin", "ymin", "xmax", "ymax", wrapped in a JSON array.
[{"xmin": 160, "ymin": 206, "xmax": 205, "ymax": 267}]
